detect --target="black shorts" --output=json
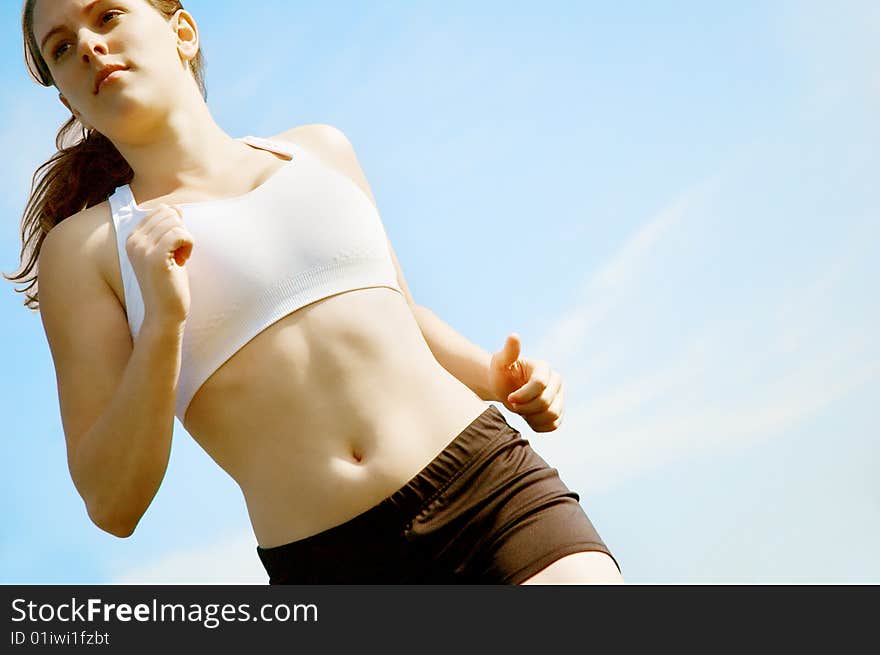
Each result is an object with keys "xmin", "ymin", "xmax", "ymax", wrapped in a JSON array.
[{"xmin": 256, "ymin": 404, "xmax": 620, "ymax": 584}]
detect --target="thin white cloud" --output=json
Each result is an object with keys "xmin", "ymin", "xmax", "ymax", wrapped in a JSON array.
[
  {"xmin": 110, "ymin": 531, "xmax": 266, "ymax": 585},
  {"xmin": 535, "ymin": 174, "xmax": 722, "ymax": 368},
  {"xmin": 571, "ymin": 323, "xmax": 877, "ymax": 492},
  {"xmin": 779, "ymin": 0, "xmax": 880, "ymax": 114},
  {"xmin": 770, "ymin": 220, "xmax": 878, "ymax": 358},
  {"xmin": 587, "ymin": 180, "xmax": 717, "ymax": 295},
  {"xmin": 527, "ymin": 174, "xmax": 878, "ymax": 494}
]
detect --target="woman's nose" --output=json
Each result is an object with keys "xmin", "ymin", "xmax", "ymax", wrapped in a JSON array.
[{"xmin": 78, "ymin": 32, "xmax": 109, "ymax": 61}]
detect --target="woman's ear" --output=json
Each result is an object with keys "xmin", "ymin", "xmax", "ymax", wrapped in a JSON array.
[
  {"xmin": 58, "ymin": 93, "xmax": 93, "ymax": 131},
  {"xmin": 173, "ymin": 10, "xmax": 199, "ymax": 63}
]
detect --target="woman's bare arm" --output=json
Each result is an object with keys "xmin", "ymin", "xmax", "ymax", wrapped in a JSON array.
[{"xmin": 38, "ymin": 213, "xmax": 183, "ymax": 537}]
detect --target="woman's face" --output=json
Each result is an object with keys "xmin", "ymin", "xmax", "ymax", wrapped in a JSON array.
[{"xmin": 32, "ymin": 0, "xmax": 198, "ymax": 136}]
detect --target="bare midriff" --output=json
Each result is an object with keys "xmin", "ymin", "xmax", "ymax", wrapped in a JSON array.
[
  {"xmin": 95, "ymin": 199, "xmax": 489, "ymax": 550},
  {"xmin": 180, "ymin": 285, "xmax": 490, "ymax": 548}
]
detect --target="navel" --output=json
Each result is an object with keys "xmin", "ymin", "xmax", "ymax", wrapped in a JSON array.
[{"xmin": 327, "ymin": 441, "xmax": 370, "ymax": 474}]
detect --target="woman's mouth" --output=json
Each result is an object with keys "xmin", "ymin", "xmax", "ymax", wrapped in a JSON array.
[{"xmin": 94, "ymin": 67, "xmax": 129, "ymax": 94}]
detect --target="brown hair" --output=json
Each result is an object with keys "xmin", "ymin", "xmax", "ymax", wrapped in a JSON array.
[{"xmin": 3, "ymin": 0, "xmax": 208, "ymax": 311}]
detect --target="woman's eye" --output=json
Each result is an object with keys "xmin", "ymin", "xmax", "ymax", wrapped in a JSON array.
[{"xmin": 51, "ymin": 11, "xmax": 122, "ymax": 60}]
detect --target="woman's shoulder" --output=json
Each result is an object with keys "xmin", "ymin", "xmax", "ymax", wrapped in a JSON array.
[
  {"xmin": 43, "ymin": 200, "xmax": 119, "ymax": 293},
  {"xmin": 44, "ymin": 201, "xmax": 112, "ymax": 249},
  {"xmin": 48, "ymin": 200, "xmax": 114, "ymax": 242},
  {"xmin": 270, "ymin": 124, "xmax": 375, "ymax": 203},
  {"xmin": 271, "ymin": 123, "xmax": 352, "ymax": 159}
]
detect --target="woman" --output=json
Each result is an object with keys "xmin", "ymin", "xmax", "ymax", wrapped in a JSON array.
[{"xmin": 9, "ymin": 0, "xmax": 623, "ymax": 584}]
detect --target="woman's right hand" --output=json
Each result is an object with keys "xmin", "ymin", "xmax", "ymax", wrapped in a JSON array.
[{"xmin": 125, "ymin": 204, "xmax": 194, "ymax": 328}]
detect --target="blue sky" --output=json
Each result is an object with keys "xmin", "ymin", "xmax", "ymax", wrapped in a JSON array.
[{"xmin": 1, "ymin": 0, "xmax": 877, "ymax": 584}]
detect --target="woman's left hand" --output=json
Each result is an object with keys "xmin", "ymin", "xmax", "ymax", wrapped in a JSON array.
[{"xmin": 488, "ymin": 333, "xmax": 565, "ymax": 433}]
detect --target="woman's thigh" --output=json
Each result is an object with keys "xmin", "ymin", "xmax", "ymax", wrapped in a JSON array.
[{"xmin": 519, "ymin": 550, "xmax": 624, "ymax": 585}]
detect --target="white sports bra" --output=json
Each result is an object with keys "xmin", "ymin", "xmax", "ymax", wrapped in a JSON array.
[{"xmin": 108, "ymin": 135, "xmax": 403, "ymax": 423}]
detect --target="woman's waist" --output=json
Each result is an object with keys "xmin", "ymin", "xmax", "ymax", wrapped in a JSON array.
[
  {"xmin": 194, "ymin": 341, "xmax": 480, "ymax": 448},
  {"xmin": 198, "ymin": 351, "xmax": 488, "ymax": 489},
  {"xmin": 238, "ymin": 380, "xmax": 491, "ymax": 547}
]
